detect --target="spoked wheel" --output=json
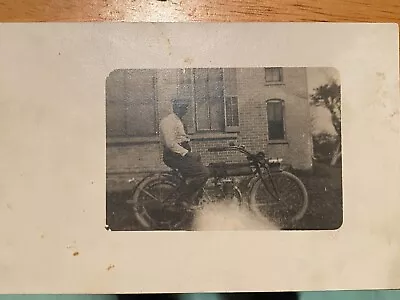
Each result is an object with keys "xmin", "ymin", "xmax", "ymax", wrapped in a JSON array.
[
  {"xmin": 131, "ymin": 173, "xmax": 192, "ymax": 230},
  {"xmin": 249, "ymin": 171, "xmax": 308, "ymax": 228}
]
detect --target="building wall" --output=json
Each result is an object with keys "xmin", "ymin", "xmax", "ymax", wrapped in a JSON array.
[
  {"xmin": 235, "ymin": 67, "xmax": 313, "ymax": 170},
  {"xmin": 106, "ymin": 67, "xmax": 313, "ymax": 191}
]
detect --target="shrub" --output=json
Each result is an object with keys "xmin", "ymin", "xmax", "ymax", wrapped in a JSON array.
[{"xmin": 313, "ymin": 133, "xmax": 338, "ymax": 164}]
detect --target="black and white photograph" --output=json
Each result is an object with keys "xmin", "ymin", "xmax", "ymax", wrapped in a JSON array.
[{"xmin": 106, "ymin": 67, "xmax": 342, "ymax": 231}]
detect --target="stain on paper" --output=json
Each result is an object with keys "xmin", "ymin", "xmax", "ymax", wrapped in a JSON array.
[
  {"xmin": 376, "ymin": 72, "xmax": 385, "ymax": 79},
  {"xmin": 184, "ymin": 57, "xmax": 194, "ymax": 64},
  {"xmin": 67, "ymin": 241, "xmax": 79, "ymax": 255},
  {"xmin": 152, "ymin": 24, "xmax": 173, "ymax": 56}
]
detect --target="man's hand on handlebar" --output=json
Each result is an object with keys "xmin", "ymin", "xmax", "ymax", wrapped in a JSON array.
[
  {"xmin": 207, "ymin": 144, "xmax": 246, "ymax": 152},
  {"xmin": 184, "ymin": 152, "xmax": 201, "ymax": 161}
]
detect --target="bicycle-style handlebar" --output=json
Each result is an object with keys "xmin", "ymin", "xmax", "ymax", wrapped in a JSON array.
[
  {"xmin": 207, "ymin": 144, "xmax": 254, "ymax": 158},
  {"xmin": 207, "ymin": 144, "xmax": 278, "ymax": 172}
]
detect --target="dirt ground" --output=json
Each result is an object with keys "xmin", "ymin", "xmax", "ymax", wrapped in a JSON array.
[
  {"xmin": 291, "ymin": 162, "xmax": 343, "ymax": 230},
  {"xmin": 106, "ymin": 161, "xmax": 343, "ymax": 231}
]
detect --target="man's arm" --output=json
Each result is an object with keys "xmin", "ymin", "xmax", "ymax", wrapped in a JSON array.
[{"xmin": 160, "ymin": 119, "xmax": 189, "ymax": 157}]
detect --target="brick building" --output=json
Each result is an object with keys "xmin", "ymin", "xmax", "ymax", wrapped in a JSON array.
[{"xmin": 106, "ymin": 67, "xmax": 313, "ymax": 191}]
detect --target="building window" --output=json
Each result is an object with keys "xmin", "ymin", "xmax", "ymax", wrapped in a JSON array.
[
  {"xmin": 106, "ymin": 69, "xmax": 157, "ymax": 138},
  {"xmin": 194, "ymin": 68, "xmax": 225, "ymax": 131},
  {"xmin": 266, "ymin": 99, "xmax": 285, "ymax": 140},
  {"xmin": 177, "ymin": 68, "xmax": 239, "ymax": 133},
  {"xmin": 224, "ymin": 96, "xmax": 239, "ymax": 131},
  {"xmin": 265, "ymin": 67, "xmax": 283, "ymax": 83}
]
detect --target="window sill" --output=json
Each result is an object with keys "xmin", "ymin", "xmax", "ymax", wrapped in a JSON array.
[
  {"xmin": 107, "ymin": 132, "xmax": 239, "ymax": 145},
  {"xmin": 106, "ymin": 136, "xmax": 159, "ymax": 146},
  {"xmin": 189, "ymin": 132, "xmax": 239, "ymax": 141},
  {"xmin": 268, "ymin": 140, "xmax": 288, "ymax": 145},
  {"xmin": 265, "ymin": 82, "xmax": 285, "ymax": 86}
]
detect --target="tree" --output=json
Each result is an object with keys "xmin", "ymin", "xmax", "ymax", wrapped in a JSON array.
[{"xmin": 310, "ymin": 80, "xmax": 342, "ymax": 166}]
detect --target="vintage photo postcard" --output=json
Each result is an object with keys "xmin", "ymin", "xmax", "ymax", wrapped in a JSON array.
[
  {"xmin": 0, "ymin": 22, "xmax": 399, "ymax": 294},
  {"xmin": 106, "ymin": 66, "xmax": 342, "ymax": 232}
]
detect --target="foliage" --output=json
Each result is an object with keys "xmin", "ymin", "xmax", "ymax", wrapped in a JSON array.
[
  {"xmin": 310, "ymin": 80, "xmax": 342, "ymax": 166},
  {"xmin": 312, "ymin": 133, "xmax": 337, "ymax": 161},
  {"xmin": 310, "ymin": 80, "xmax": 341, "ymax": 137}
]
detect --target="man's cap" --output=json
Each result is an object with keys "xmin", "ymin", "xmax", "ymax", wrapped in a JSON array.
[{"xmin": 172, "ymin": 98, "xmax": 190, "ymax": 107}]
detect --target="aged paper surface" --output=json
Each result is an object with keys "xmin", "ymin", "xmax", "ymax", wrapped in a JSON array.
[{"xmin": 0, "ymin": 22, "xmax": 399, "ymax": 293}]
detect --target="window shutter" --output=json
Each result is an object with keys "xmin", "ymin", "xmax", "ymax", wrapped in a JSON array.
[
  {"xmin": 177, "ymin": 68, "xmax": 196, "ymax": 134},
  {"xmin": 183, "ymin": 99, "xmax": 196, "ymax": 134},
  {"xmin": 223, "ymin": 68, "xmax": 239, "ymax": 132},
  {"xmin": 106, "ymin": 70, "xmax": 126, "ymax": 137},
  {"xmin": 125, "ymin": 69, "xmax": 157, "ymax": 137}
]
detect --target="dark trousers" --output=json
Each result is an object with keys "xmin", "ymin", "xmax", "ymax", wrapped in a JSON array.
[{"xmin": 163, "ymin": 143, "xmax": 210, "ymax": 204}]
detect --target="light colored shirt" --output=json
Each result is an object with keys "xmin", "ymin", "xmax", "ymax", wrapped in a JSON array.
[{"xmin": 159, "ymin": 113, "xmax": 190, "ymax": 156}]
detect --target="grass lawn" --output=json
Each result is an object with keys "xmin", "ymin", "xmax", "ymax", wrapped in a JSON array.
[
  {"xmin": 106, "ymin": 189, "xmax": 143, "ymax": 231},
  {"xmin": 292, "ymin": 161, "xmax": 343, "ymax": 230},
  {"xmin": 106, "ymin": 161, "xmax": 343, "ymax": 231}
]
